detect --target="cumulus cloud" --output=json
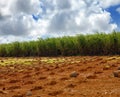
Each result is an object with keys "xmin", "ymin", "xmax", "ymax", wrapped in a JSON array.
[
  {"xmin": 11, "ymin": 0, "xmax": 40, "ymax": 14},
  {"xmin": 116, "ymin": 7, "xmax": 120, "ymax": 14},
  {"xmin": 0, "ymin": 0, "xmax": 41, "ymax": 37},
  {"xmin": 0, "ymin": 0, "xmax": 119, "ymax": 43},
  {"xmin": 45, "ymin": 0, "xmax": 117, "ymax": 35},
  {"xmin": 0, "ymin": 15, "xmax": 31, "ymax": 36},
  {"xmin": 56, "ymin": 0, "xmax": 71, "ymax": 9},
  {"xmin": 0, "ymin": 12, "xmax": 11, "ymax": 21},
  {"xmin": 99, "ymin": 0, "xmax": 120, "ymax": 8}
]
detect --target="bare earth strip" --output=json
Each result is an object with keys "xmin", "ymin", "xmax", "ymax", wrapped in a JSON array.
[{"xmin": 0, "ymin": 56, "xmax": 120, "ymax": 97}]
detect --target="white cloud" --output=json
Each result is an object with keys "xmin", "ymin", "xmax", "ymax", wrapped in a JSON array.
[
  {"xmin": 0, "ymin": 0, "xmax": 43, "ymax": 39},
  {"xmin": 0, "ymin": 0, "xmax": 119, "ymax": 43},
  {"xmin": 99, "ymin": 0, "xmax": 120, "ymax": 8},
  {"xmin": 116, "ymin": 7, "xmax": 120, "ymax": 14},
  {"xmin": 11, "ymin": 0, "xmax": 40, "ymax": 15},
  {"xmin": 46, "ymin": 0, "xmax": 117, "ymax": 35},
  {"xmin": 89, "ymin": 11, "xmax": 117, "ymax": 32}
]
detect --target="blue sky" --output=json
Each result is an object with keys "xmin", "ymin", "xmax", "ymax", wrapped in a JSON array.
[
  {"xmin": 106, "ymin": 5, "xmax": 120, "ymax": 30},
  {"xmin": 0, "ymin": 0, "xmax": 120, "ymax": 43}
]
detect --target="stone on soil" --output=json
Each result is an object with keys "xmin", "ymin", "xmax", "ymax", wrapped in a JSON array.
[
  {"xmin": 70, "ymin": 71, "xmax": 79, "ymax": 77},
  {"xmin": 113, "ymin": 70, "xmax": 120, "ymax": 78}
]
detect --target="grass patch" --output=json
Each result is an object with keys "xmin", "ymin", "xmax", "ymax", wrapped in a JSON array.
[
  {"xmin": 41, "ymin": 58, "xmax": 65, "ymax": 64},
  {"xmin": 0, "ymin": 58, "xmax": 38, "ymax": 66}
]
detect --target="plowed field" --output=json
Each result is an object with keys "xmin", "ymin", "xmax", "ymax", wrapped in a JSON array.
[{"xmin": 0, "ymin": 56, "xmax": 120, "ymax": 97}]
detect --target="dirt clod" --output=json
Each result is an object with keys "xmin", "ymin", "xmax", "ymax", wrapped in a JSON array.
[
  {"xmin": 113, "ymin": 70, "xmax": 120, "ymax": 78},
  {"xmin": 0, "ymin": 90, "xmax": 8, "ymax": 94},
  {"xmin": 26, "ymin": 91, "xmax": 32, "ymax": 96},
  {"xmin": 12, "ymin": 94, "xmax": 24, "ymax": 97},
  {"xmin": 31, "ymin": 86, "xmax": 43, "ymax": 91},
  {"xmin": 117, "ymin": 67, "xmax": 120, "ymax": 70},
  {"xmin": 48, "ymin": 90, "xmax": 63, "ymax": 96},
  {"xmin": 70, "ymin": 71, "xmax": 79, "ymax": 77}
]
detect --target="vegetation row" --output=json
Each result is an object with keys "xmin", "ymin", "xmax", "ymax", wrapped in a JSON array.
[{"xmin": 0, "ymin": 32, "xmax": 120, "ymax": 57}]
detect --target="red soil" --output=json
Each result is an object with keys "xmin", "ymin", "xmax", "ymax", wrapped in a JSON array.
[{"xmin": 0, "ymin": 56, "xmax": 120, "ymax": 97}]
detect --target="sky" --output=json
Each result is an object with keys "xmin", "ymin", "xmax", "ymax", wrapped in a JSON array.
[{"xmin": 0, "ymin": 0, "xmax": 120, "ymax": 43}]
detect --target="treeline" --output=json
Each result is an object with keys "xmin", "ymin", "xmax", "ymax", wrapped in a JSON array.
[{"xmin": 0, "ymin": 32, "xmax": 120, "ymax": 57}]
